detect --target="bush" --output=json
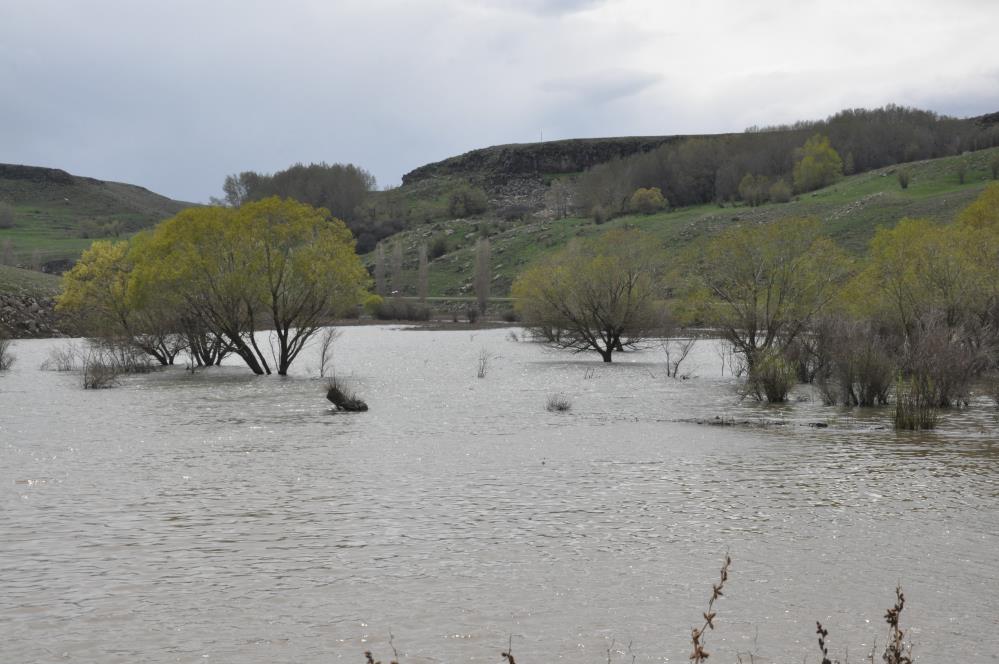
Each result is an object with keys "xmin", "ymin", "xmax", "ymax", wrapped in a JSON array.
[
  {"xmin": 500, "ymin": 309, "xmax": 519, "ymax": 323},
  {"xmin": 447, "ymin": 186, "xmax": 489, "ymax": 218},
  {"xmin": 591, "ymin": 204, "xmax": 608, "ymax": 225},
  {"xmin": 372, "ymin": 299, "xmax": 430, "ymax": 321},
  {"xmin": 81, "ymin": 357, "xmax": 118, "ymax": 389},
  {"xmin": 363, "ymin": 294, "xmax": 385, "ymax": 317},
  {"xmin": 747, "ymin": 350, "xmax": 796, "ymax": 402},
  {"xmin": 897, "ymin": 168, "xmax": 911, "ymax": 189},
  {"xmin": 628, "ymin": 187, "xmax": 667, "ymax": 214},
  {"xmin": 955, "ymin": 159, "xmax": 968, "ymax": 184},
  {"xmin": 893, "ymin": 378, "xmax": 938, "ymax": 430},
  {"xmin": 0, "ymin": 335, "xmax": 15, "ymax": 370},
  {"xmin": 991, "ymin": 154, "xmax": 999, "ymax": 180},
  {"xmin": 818, "ymin": 320, "xmax": 897, "ymax": 406},
  {"xmin": 904, "ymin": 314, "xmax": 986, "ymax": 407},
  {"xmin": 465, "ymin": 307, "xmax": 479, "ymax": 324},
  {"xmin": 768, "ymin": 179, "xmax": 792, "ymax": 203},
  {"xmin": 545, "ymin": 393, "xmax": 572, "ymax": 412},
  {"xmin": 326, "ymin": 375, "xmax": 368, "ymax": 411},
  {"xmin": 428, "ymin": 235, "xmax": 449, "ymax": 260},
  {"xmin": 40, "ymin": 342, "xmax": 82, "ymax": 371}
]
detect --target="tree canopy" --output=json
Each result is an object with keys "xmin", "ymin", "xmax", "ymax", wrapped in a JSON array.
[
  {"xmin": 512, "ymin": 228, "xmax": 665, "ymax": 362},
  {"xmin": 60, "ymin": 197, "xmax": 368, "ymax": 375}
]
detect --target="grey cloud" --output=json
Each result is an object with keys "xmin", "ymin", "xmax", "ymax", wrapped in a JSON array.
[{"xmin": 543, "ymin": 70, "xmax": 663, "ymax": 106}]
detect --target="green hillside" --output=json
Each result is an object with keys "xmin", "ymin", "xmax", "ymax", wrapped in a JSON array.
[
  {"xmin": 0, "ymin": 164, "xmax": 193, "ymax": 269},
  {"xmin": 373, "ymin": 146, "xmax": 999, "ymax": 299},
  {"xmin": 0, "ymin": 263, "xmax": 61, "ymax": 297}
]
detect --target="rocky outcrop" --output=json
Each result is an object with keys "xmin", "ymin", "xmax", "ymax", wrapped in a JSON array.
[
  {"xmin": 402, "ymin": 135, "xmax": 690, "ymax": 185},
  {"xmin": 0, "ymin": 293, "xmax": 63, "ymax": 338}
]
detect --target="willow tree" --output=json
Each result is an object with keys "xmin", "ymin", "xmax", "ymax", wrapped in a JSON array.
[
  {"xmin": 512, "ymin": 228, "xmax": 664, "ymax": 362},
  {"xmin": 58, "ymin": 238, "xmax": 185, "ymax": 365},
  {"xmin": 133, "ymin": 197, "xmax": 368, "ymax": 375},
  {"xmin": 683, "ymin": 217, "xmax": 849, "ymax": 371}
]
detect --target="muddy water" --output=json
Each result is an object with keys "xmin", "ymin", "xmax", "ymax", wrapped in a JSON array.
[{"xmin": 1, "ymin": 327, "xmax": 996, "ymax": 663}]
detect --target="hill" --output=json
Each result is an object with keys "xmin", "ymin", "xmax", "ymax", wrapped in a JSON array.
[
  {"xmin": 372, "ymin": 146, "xmax": 999, "ymax": 302},
  {"xmin": 0, "ymin": 163, "xmax": 193, "ymax": 271}
]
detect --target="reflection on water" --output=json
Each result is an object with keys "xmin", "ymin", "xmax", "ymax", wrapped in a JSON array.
[{"xmin": 1, "ymin": 328, "xmax": 996, "ymax": 663}]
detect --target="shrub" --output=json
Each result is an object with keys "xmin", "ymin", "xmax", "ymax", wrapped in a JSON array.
[
  {"xmin": 0, "ymin": 335, "xmax": 15, "ymax": 370},
  {"xmin": 326, "ymin": 376, "xmax": 368, "ymax": 411},
  {"xmin": 428, "ymin": 235, "xmax": 449, "ymax": 260},
  {"xmin": 81, "ymin": 357, "xmax": 118, "ymax": 389},
  {"xmin": 768, "ymin": 178, "xmax": 792, "ymax": 203},
  {"xmin": 991, "ymin": 154, "xmax": 999, "ymax": 180},
  {"xmin": 628, "ymin": 187, "xmax": 667, "ymax": 214},
  {"xmin": 818, "ymin": 320, "xmax": 897, "ymax": 406},
  {"xmin": 372, "ymin": 299, "xmax": 430, "ymax": 321},
  {"xmin": 500, "ymin": 309, "xmax": 519, "ymax": 323},
  {"xmin": 40, "ymin": 342, "xmax": 82, "ymax": 371},
  {"xmin": 893, "ymin": 378, "xmax": 938, "ymax": 430},
  {"xmin": 448, "ymin": 186, "xmax": 489, "ymax": 218},
  {"xmin": 904, "ymin": 314, "xmax": 986, "ymax": 407},
  {"xmin": 591, "ymin": 204, "xmax": 607, "ymax": 225},
  {"xmin": 545, "ymin": 393, "xmax": 572, "ymax": 412},
  {"xmin": 955, "ymin": 158, "xmax": 968, "ymax": 184},
  {"xmin": 747, "ymin": 350, "xmax": 796, "ymax": 402},
  {"xmin": 363, "ymin": 294, "xmax": 385, "ymax": 317},
  {"xmin": 465, "ymin": 307, "xmax": 479, "ymax": 324},
  {"xmin": 897, "ymin": 168, "xmax": 911, "ymax": 189}
]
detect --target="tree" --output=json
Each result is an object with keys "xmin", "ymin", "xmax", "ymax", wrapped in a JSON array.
[
  {"xmin": 955, "ymin": 158, "xmax": 968, "ymax": 184},
  {"xmin": 417, "ymin": 243, "xmax": 429, "ymax": 303},
  {"xmin": 131, "ymin": 198, "xmax": 367, "ymax": 375},
  {"xmin": 547, "ymin": 179, "xmax": 572, "ymax": 219},
  {"xmin": 683, "ymin": 218, "xmax": 849, "ymax": 371},
  {"xmin": 0, "ymin": 201, "xmax": 15, "ymax": 229},
  {"xmin": 897, "ymin": 168, "xmax": 911, "ymax": 189},
  {"xmin": 738, "ymin": 174, "xmax": 770, "ymax": 206},
  {"xmin": 628, "ymin": 187, "xmax": 667, "ymax": 214},
  {"xmin": 513, "ymin": 229, "xmax": 665, "ymax": 362},
  {"xmin": 768, "ymin": 179, "xmax": 792, "ymax": 203},
  {"xmin": 374, "ymin": 243, "xmax": 387, "ymax": 296},
  {"xmin": 474, "ymin": 237, "xmax": 491, "ymax": 315},
  {"xmin": 792, "ymin": 134, "xmax": 843, "ymax": 193}
]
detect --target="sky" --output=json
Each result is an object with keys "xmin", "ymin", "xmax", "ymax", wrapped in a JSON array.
[{"xmin": 2, "ymin": 0, "xmax": 998, "ymax": 203}]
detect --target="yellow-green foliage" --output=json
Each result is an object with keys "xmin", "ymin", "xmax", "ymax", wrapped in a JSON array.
[
  {"xmin": 682, "ymin": 217, "xmax": 850, "ymax": 363},
  {"xmin": 793, "ymin": 134, "xmax": 844, "ymax": 193},
  {"xmin": 60, "ymin": 197, "xmax": 369, "ymax": 374},
  {"xmin": 512, "ymin": 228, "xmax": 664, "ymax": 361},
  {"xmin": 845, "ymin": 189, "xmax": 999, "ymax": 330},
  {"xmin": 628, "ymin": 187, "xmax": 667, "ymax": 214},
  {"xmin": 363, "ymin": 293, "xmax": 384, "ymax": 316},
  {"xmin": 57, "ymin": 239, "xmax": 132, "ymax": 334}
]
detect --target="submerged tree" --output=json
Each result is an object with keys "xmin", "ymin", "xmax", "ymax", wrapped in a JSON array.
[
  {"xmin": 683, "ymin": 217, "xmax": 849, "ymax": 372},
  {"xmin": 474, "ymin": 237, "xmax": 491, "ymax": 315},
  {"xmin": 513, "ymin": 229, "xmax": 665, "ymax": 362}
]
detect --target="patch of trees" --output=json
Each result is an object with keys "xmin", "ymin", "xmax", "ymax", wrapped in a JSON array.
[
  {"xmin": 58, "ymin": 197, "xmax": 368, "ymax": 375},
  {"xmin": 218, "ymin": 162, "xmax": 381, "ymax": 251},
  {"xmin": 680, "ymin": 184, "xmax": 999, "ymax": 417},
  {"xmin": 574, "ymin": 105, "xmax": 999, "ymax": 218}
]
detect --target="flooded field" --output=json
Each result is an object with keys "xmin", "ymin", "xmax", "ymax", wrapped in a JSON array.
[{"xmin": 1, "ymin": 327, "xmax": 996, "ymax": 663}]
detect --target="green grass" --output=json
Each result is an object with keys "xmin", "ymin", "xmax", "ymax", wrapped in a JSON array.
[
  {"xmin": 0, "ymin": 166, "xmax": 192, "ymax": 265},
  {"xmin": 370, "ymin": 146, "xmax": 999, "ymax": 299},
  {"xmin": 0, "ymin": 264, "xmax": 61, "ymax": 298}
]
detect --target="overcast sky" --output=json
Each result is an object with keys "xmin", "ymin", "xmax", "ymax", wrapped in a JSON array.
[{"xmin": 2, "ymin": 0, "xmax": 998, "ymax": 202}]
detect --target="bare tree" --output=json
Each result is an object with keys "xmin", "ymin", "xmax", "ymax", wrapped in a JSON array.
[
  {"xmin": 374, "ymin": 243, "xmax": 386, "ymax": 296},
  {"xmin": 316, "ymin": 326, "xmax": 342, "ymax": 378},
  {"xmin": 0, "ymin": 239, "xmax": 14, "ymax": 266},
  {"xmin": 0, "ymin": 201, "xmax": 15, "ymax": 229},
  {"xmin": 417, "ymin": 243, "xmax": 429, "ymax": 303},
  {"xmin": 474, "ymin": 237, "xmax": 491, "ymax": 315},
  {"xmin": 390, "ymin": 240, "xmax": 404, "ymax": 295}
]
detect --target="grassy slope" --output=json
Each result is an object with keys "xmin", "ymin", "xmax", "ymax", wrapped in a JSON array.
[
  {"xmin": 375, "ymin": 146, "xmax": 999, "ymax": 300},
  {"xmin": 0, "ymin": 167, "xmax": 192, "ymax": 265},
  {"xmin": 0, "ymin": 264, "xmax": 61, "ymax": 298}
]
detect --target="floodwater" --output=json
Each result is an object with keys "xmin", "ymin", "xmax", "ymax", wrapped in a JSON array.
[{"xmin": 1, "ymin": 327, "xmax": 996, "ymax": 663}]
